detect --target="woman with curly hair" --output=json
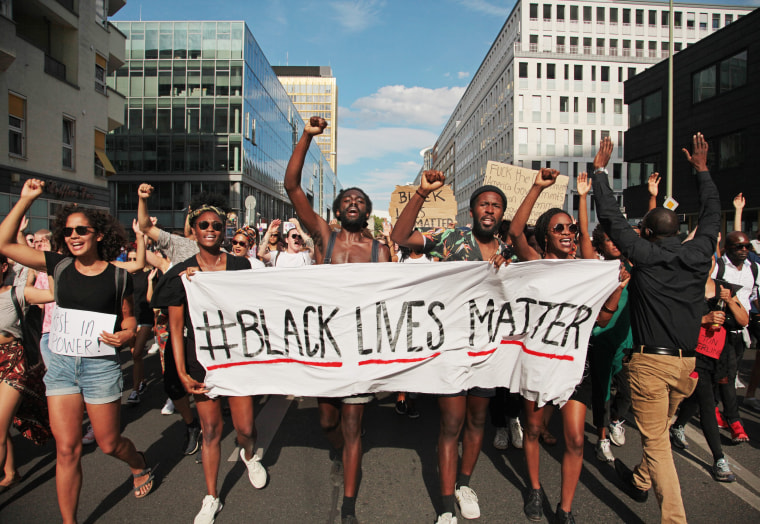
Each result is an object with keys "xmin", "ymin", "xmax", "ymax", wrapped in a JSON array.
[
  {"xmin": 229, "ymin": 226, "xmax": 257, "ymax": 259},
  {"xmin": 0, "ymin": 179, "xmax": 154, "ymax": 522},
  {"xmin": 152, "ymin": 193, "xmax": 267, "ymax": 524},
  {"xmin": 509, "ymin": 169, "xmax": 627, "ymax": 524}
]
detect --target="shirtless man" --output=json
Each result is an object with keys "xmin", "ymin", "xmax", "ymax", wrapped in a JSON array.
[
  {"xmin": 391, "ymin": 171, "xmax": 509, "ymax": 524},
  {"xmin": 284, "ymin": 116, "xmax": 390, "ymax": 524}
]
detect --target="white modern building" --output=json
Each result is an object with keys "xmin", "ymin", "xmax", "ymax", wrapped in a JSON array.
[
  {"xmin": 1, "ymin": 0, "xmax": 127, "ymax": 231},
  {"xmin": 430, "ymin": 0, "xmax": 754, "ymax": 225}
]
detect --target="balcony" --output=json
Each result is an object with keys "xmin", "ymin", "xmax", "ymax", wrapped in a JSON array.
[
  {"xmin": 107, "ymin": 21, "xmax": 126, "ymax": 70},
  {"xmin": 0, "ymin": 14, "xmax": 16, "ymax": 72},
  {"xmin": 107, "ymin": 86, "xmax": 126, "ymax": 131},
  {"xmin": 44, "ymin": 54, "xmax": 66, "ymax": 82}
]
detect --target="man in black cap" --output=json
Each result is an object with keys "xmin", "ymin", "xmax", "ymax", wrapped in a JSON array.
[{"xmin": 392, "ymin": 171, "xmax": 509, "ymax": 524}]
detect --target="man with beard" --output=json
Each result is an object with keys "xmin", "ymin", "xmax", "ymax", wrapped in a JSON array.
[
  {"xmin": 284, "ymin": 116, "xmax": 390, "ymax": 524},
  {"xmin": 391, "ymin": 171, "xmax": 509, "ymax": 524}
]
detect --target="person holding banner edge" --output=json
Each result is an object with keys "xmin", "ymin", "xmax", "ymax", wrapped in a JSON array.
[
  {"xmin": 285, "ymin": 115, "xmax": 391, "ymax": 524},
  {"xmin": 151, "ymin": 193, "xmax": 267, "ymax": 524},
  {"xmin": 391, "ymin": 170, "xmax": 509, "ymax": 524},
  {"xmin": 0, "ymin": 179, "xmax": 155, "ymax": 523},
  {"xmin": 592, "ymin": 134, "xmax": 718, "ymax": 524}
]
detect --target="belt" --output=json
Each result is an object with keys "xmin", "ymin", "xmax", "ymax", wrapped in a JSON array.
[{"xmin": 638, "ymin": 345, "xmax": 682, "ymax": 357}]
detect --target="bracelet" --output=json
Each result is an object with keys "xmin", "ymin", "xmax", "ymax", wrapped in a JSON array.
[
  {"xmin": 601, "ymin": 304, "xmax": 618, "ymax": 314},
  {"xmin": 415, "ymin": 189, "xmax": 427, "ymax": 199},
  {"xmin": 594, "ymin": 168, "xmax": 608, "ymax": 175}
]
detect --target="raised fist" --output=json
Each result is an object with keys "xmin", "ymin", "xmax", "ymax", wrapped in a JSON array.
[
  {"xmin": 305, "ymin": 116, "xmax": 328, "ymax": 136},
  {"xmin": 20, "ymin": 178, "xmax": 45, "ymax": 200},
  {"xmin": 138, "ymin": 183, "xmax": 153, "ymax": 199},
  {"xmin": 419, "ymin": 170, "xmax": 445, "ymax": 196}
]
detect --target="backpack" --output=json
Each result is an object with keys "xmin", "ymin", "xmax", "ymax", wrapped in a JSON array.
[
  {"xmin": 10, "ymin": 286, "xmax": 43, "ymax": 368},
  {"xmin": 715, "ymin": 257, "xmax": 759, "ymax": 291}
]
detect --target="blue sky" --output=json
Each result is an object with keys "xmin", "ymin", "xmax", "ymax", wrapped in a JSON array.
[{"xmin": 113, "ymin": 0, "xmax": 758, "ymax": 213}]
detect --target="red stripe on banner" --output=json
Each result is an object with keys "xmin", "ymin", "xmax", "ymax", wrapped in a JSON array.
[
  {"xmin": 207, "ymin": 358, "xmax": 343, "ymax": 370},
  {"xmin": 358, "ymin": 352, "xmax": 441, "ymax": 366},
  {"xmin": 468, "ymin": 348, "xmax": 497, "ymax": 357},
  {"xmin": 500, "ymin": 340, "xmax": 575, "ymax": 361}
]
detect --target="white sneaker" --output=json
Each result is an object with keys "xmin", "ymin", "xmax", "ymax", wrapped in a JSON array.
[
  {"xmin": 240, "ymin": 448, "xmax": 267, "ymax": 488},
  {"xmin": 596, "ymin": 438, "xmax": 615, "ymax": 462},
  {"xmin": 161, "ymin": 398, "xmax": 175, "ymax": 415},
  {"xmin": 82, "ymin": 425, "xmax": 96, "ymax": 445},
  {"xmin": 455, "ymin": 485, "xmax": 480, "ymax": 519},
  {"xmin": 194, "ymin": 495, "xmax": 222, "ymax": 524},
  {"xmin": 509, "ymin": 417, "xmax": 524, "ymax": 449},
  {"xmin": 147, "ymin": 340, "xmax": 159, "ymax": 355},
  {"xmin": 609, "ymin": 420, "xmax": 626, "ymax": 447},
  {"xmin": 493, "ymin": 427, "xmax": 509, "ymax": 449},
  {"xmin": 435, "ymin": 512, "xmax": 457, "ymax": 524},
  {"xmin": 735, "ymin": 376, "xmax": 746, "ymax": 389}
]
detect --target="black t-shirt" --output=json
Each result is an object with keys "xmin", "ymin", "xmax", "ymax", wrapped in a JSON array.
[
  {"xmin": 133, "ymin": 269, "xmax": 162, "ymax": 324},
  {"xmin": 46, "ymin": 252, "xmax": 134, "ymax": 330}
]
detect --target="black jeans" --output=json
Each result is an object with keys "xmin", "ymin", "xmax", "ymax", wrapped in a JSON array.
[{"xmin": 675, "ymin": 361, "xmax": 724, "ymax": 461}]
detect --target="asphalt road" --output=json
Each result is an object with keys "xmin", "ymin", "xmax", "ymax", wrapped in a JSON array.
[{"xmin": 2, "ymin": 348, "xmax": 760, "ymax": 523}]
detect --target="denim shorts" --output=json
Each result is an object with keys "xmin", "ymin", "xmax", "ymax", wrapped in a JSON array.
[{"xmin": 44, "ymin": 351, "xmax": 123, "ymax": 404}]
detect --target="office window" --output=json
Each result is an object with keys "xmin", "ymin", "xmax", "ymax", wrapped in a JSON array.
[
  {"xmin": 618, "ymin": 67, "xmax": 623, "ymax": 82},
  {"xmin": 536, "ymin": 63, "xmax": 542, "ymax": 78},
  {"xmin": 518, "ymin": 95, "xmax": 524, "ymax": 111},
  {"xmin": 573, "ymin": 129, "xmax": 583, "ymax": 145},
  {"xmin": 628, "ymin": 67, "xmax": 636, "ymax": 80},
  {"xmin": 536, "ymin": 128, "xmax": 542, "ymax": 145},
  {"xmin": 584, "ymin": 37, "xmax": 592, "ymax": 54},
  {"xmin": 725, "ymin": 14, "xmax": 733, "ymax": 25},
  {"xmin": 687, "ymin": 12, "xmax": 695, "ymax": 29},
  {"xmin": 597, "ymin": 7, "xmax": 605, "ymax": 22},
  {"xmin": 719, "ymin": 132, "xmax": 743, "ymax": 169},
  {"xmin": 543, "ymin": 34, "xmax": 552, "ymax": 52},
  {"xmin": 532, "ymin": 95, "xmax": 542, "ymax": 112},
  {"xmin": 573, "ymin": 97, "xmax": 579, "ymax": 112},
  {"xmin": 712, "ymin": 14, "xmax": 720, "ymax": 29},
  {"xmin": 662, "ymin": 11, "xmax": 669, "ymax": 26},
  {"xmin": 570, "ymin": 5, "xmax": 578, "ymax": 21},
  {"xmin": 699, "ymin": 13, "xmax": 707, "ymax": 30},
  {"xmin": 720, "ymin": 50, "xmax": 747, "ymax": 93},
  {"xmin": 529, "ymin": 34, "xmax": 539, "ymax": 51},
  {"xmin": 557, "ymin": 5, "xmax": 565, "ymax": 21},
  {"xmin": 587, "ymin": 98, "xmax": 596, "ymax": 113},
  {"xmin": 8, "ymin": 92, "xmax": 25, "ymax": 157},
  {"xmin": 643, "ymin": 91, "xmax": 662, "ymax": 121},
  {"xmin": 635, "ymin": 9, "xmax": 644, "ymax": 26},
  {"xmin": 530, "ymin": 3, "xmax": 538, "ymax": 19},
  {"xmin": 547, "ymin": 63, "xmax": 556, "ymax": 79},
  {"xmin": 518, "ymin": 128, "xmax": 528, "ymax": 144},
  {"xmin": 601, "ymin": 66, "xmax": 610, "ymax": 82},
  {"xmin": 62, "ymin": 117, "xmax": 75, "ymax": 169},
  {"xmin": 674, "ymin": 12, "xmax": 682, "ymax": 28},
  {"xmin": 564, "ymin": 64, "xmax": 569, "ymax": 80},
  {"xmin": 519, "ymin": 62, "xmax": 528, "ymax": 78},
  {"xmin": 95, "ymin": 0, "xmax": 107, "ymax": 26},
  {"xmin": 543, "ymin": 4, "xmax": 551, "ymax": 20},
  {"xmin": 583, "ymin": 6, "xmax": 592, "ymax": 22},
  {"xmin": 557, "ymin": 35, "xmax": 565, "ymax": 52},
  {"xmin": 570, "ymin": 36, "xmax": 579, "ymax": 53},
  {"xmin": 591, "ymin": 66, "xmax": 596, "ymax": 81},
  {"xmin": 610, "ymin": 8, "xmax": 618, "ymax": 24},
  {"xmin": 560, "ymin": 96, "xmax": 569, "ymax": 112},
  {"xmin": 648, "ymin": 10, "xmax": 656, "ymax": 26},
  {"xmin": 692, "ymin": 65, "xmax": 717, "ymax": 103},
  {"xmin": 614, "ymin": 99, "xmax": 623, "ymax": 114},
  {"xmin": 547, "ymin": 129, "xmax": 556, "ymax": 144},
  {"xmin": 574, "ymin": 65, "xmax": 583, "ymax": 80},
  {"xmin": 629, "ymin": 99, "xmax": 642, "ymax": 127},
  {"xmin": 590, "ymin": 131, "xmax": 596, "ymax": 148},
  {"xmin": 95, "ymin": 54, "xmax": 107, "ymax": 95},
  {"xmin": 674, "ymin": 42, "xmax": 682, "ymax": 51}
]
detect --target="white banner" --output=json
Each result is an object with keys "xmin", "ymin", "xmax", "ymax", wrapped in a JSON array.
[
  {"xmin": 49, "ymin": 306, "xmax": 118, "ymax": 357},
  {"xmin": 182, "ymin": 260, "xmax": 619, "ymax": 407}
]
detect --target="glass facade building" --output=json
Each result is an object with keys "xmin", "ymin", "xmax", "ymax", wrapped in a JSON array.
[{"xmin": 108, "ymin": 21, "xmax": 339, "ymax": 231}]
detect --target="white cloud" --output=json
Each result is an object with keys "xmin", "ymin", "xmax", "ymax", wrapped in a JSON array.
[
  {"xmin": 458, "ymin": 71, "xmax": 470, "ymax": 79},
  {"xmin": 329, "ymin": 0, "xmax": 385, "ymax": 32},
  {"xmin": 342, "ymin": 85, "xmax": 465, "ymax": 127},
  {"xmin": 338, "ymin": 127, "xmax": 438, "ymax": 165},
  {"xmin": 454, "ymin": 0, "xmax": 511, "ymax": 17}
]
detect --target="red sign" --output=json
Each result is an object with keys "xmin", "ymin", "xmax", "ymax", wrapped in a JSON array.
[{"xmin": 695, "ymin": 326, "xmax": 726, "ymax": 360}]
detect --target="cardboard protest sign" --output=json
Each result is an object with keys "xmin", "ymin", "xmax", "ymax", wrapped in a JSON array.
[
  {"xmin": 49, "ymin": 306, "xmax": 118, "ymax": 357},
  {"xmin": 389, "ymin": 185, "xmax": 457, "ymax": 228},
  {"xmin": 484, "ymin": 161, "xmax": 569, "ymax": 225}
]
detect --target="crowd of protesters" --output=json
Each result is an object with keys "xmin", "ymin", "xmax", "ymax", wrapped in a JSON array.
[{"xmin": 0, "ymin": 123, "xmax": 758, "ymax": 524}]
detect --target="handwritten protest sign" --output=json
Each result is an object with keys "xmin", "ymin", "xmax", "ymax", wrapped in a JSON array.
[
  {"xmin": 389, "ymin": 185, "xmax": 457, "ymax": 228},
  {"xmin": 484, "ymin": 161, "xmax": 569, "ymax": 225},
  {"xmin": 49, "ymin": 306, "xmax": 118, "ymax": 357},
  {"xmin": 183, "ymin": 259, "xmax": 618, "ymax": 407},
  {"xmin": 696, "ymin": 326, "xmax": 726, "ymax": 360}
]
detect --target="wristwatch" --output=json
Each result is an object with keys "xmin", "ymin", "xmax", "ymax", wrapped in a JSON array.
[{"xmin": 594, "ymin": 167, "xmax": 608, "ymax": 175}]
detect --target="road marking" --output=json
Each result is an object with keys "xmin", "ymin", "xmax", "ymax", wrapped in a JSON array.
[
  {"xmin": 228, "ymin": 394, "xmax": 293, "ymax": 462},
  {"xmin": 678, "ymin": 423, "xmax": 760, "ymax": 511}
]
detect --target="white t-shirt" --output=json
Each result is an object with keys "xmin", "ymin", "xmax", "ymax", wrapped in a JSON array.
[
  {"xmin": 711, "ymin": 255, "xmax": 759, "ymax": 316},
  {"xmin": 269, "ymin": 250, "xmax": 313, "ymax": 268},
  {"xmin": 398, "ymin": 255, "xmax": 433, "ymax": 264}
]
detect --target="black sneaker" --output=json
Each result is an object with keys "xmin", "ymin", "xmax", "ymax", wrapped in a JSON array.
[
  {"xmin": 614, "ymin": 459, "xmax": 648, "ymax": 503},
  {"xmin": 183, "ymin": 422, "xmax": 201, "ymax": 455},
  {"xmin": 524, "ymin": 487, "xmax": 543, "ymax": 521},
  {"xmin": 555, "ymin": 503, "xmax": 576, "ymax": 524}
]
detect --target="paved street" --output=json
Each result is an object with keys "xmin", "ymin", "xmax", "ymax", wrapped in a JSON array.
[{"xmin": 1, "ymin": 348, "xmax": 760, "ymax": 523}]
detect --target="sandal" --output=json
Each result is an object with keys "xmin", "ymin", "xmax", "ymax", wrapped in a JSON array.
[{"xmin": 132, "ymin": 451, "xmax": 155, "ymax": 499}]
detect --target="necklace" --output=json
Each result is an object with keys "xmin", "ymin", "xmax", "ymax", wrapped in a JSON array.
[{"xmin": 198, "ymin": 252, "xmax": 222, "ymax": 271}]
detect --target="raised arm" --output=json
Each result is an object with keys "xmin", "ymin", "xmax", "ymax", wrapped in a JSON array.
[
  {"xmin": 390, "ymin": 170, "xmax": 445, "ymax": 251},
  {"xmin": 733, "ymin": 193, "xmax": 745, "ymax": 233},
  {"xmin": 0, "ymin": 180, "xmax": 47, "ymax": 272},
  {"xmin": 257, "ymin": 219, "xmax": 280, "ymax": 262},
  {"xmin": 289, "ymin": 217, "xmax": 313, "ymax": 255},
  {"xmin": 113, "ymin": 219, "xmax": 146, "ymax": 273},
  {"xmin": 508, "ymin": 168, "xmax": 559, "ymax": 261},
  {"xmin": 284, "ymin": 117, "xmax": 331, "ymax": 251},
  {"xmin": 137, "ymin": 184, "xmax": 164, "ymax": 243},
  {"xmin": 576, "ymin": 172, "xmax": 596, "ymax": 259},
  {"xmin": 647, "ymin": 173, "xmax": 661, "ymax": 211},
  {"xmin": 683, "ymin": 133, "xmax": 720, "ymax": 253}
]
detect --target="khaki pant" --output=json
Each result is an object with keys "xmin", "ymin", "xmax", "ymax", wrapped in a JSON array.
[{"xmin": 629, "ymin": 353, "xmax": 697, "ymax": 524}]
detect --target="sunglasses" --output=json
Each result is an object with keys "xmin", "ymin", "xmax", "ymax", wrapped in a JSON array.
[
  {"xmin": 127, "ymin": 257, "xmax": 137, "ymax": 261},
  {"xmin": 551, "ymin": 223, "xmax": 579, "ymax": 235},
  {"xmin": 63, "ymin": 226, "xmax": 95, "ymax": 237},
  {"xmin": 197, "ymin": 220, "xmax": 223, "ymax": 231},
  {"xmin": 729, "ymin": 243, "xmax": 751, "ymax": 250},
  {"xmin": 289, "ymin": 234, "xmax": 302, "ymax": 240},
  {"xmin": 230, "ymin": 240, "xmax": 248, "ymax": 247}
]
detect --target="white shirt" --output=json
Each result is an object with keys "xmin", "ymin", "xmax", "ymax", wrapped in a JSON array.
[
  {"xmin": 269, "ymin": 250, "xmax": 313, "ymax": 268},
  {"xmin": 711, "ymin": 255, "xmax": 759, "ymax": 315}
]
